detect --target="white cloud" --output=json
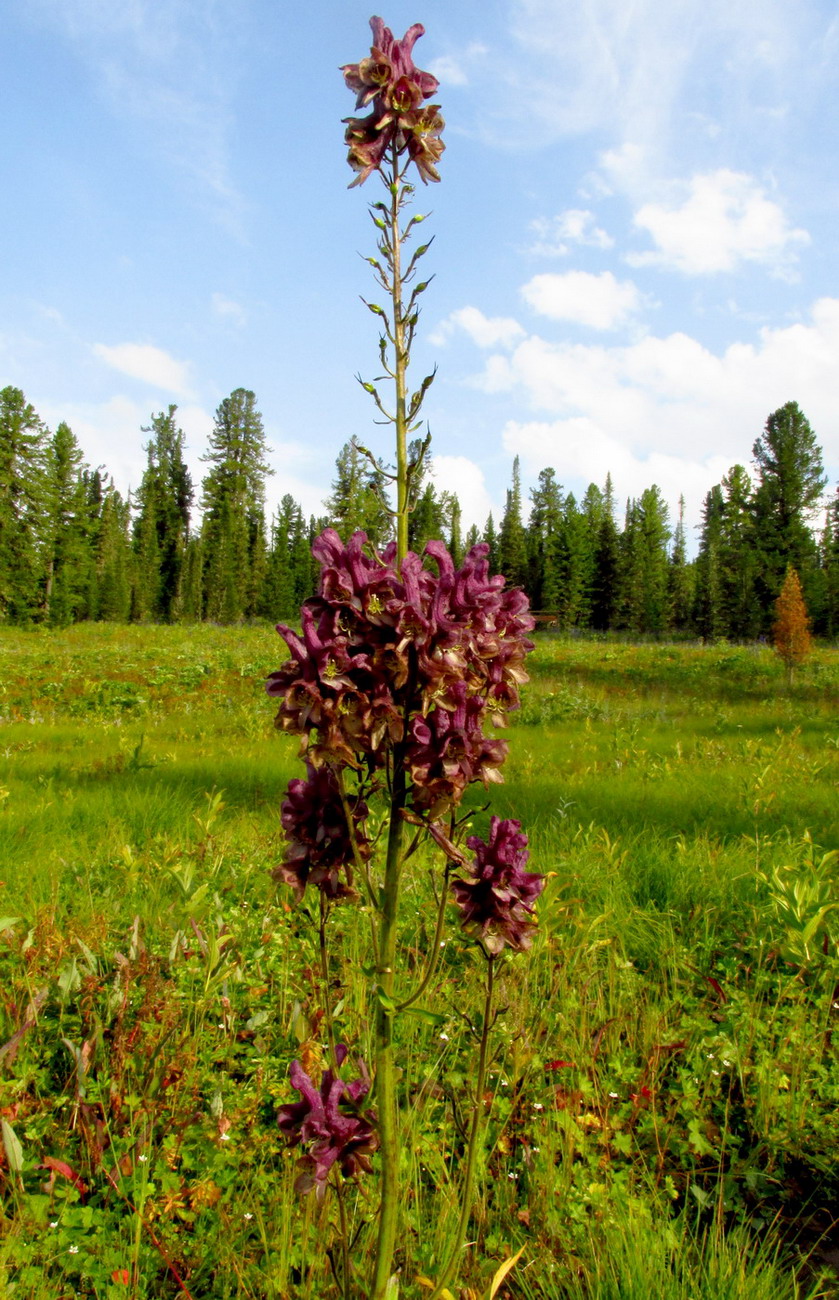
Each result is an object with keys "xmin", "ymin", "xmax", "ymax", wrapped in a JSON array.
[
  {"xmin": 503, "ymin": 416, "xmax": 731, "ymax": 530},
  {"xmin": 628, "ymin": 170, "xmax": 810, "ymax": 275},
  {"xmin": 428, "ymin": 42, "xmax": 488, "ymax": 88},
  {"xmin": 521, "ymin": 271, "xmax": 644, "ymax": 330},
  {"xmin": 430, "ymin": 306, "xmax": 525, "ymax": 349},
  {"xmin": 212, "ymin": 293, "xmax": 247, "ymax": 328},
  {"xmin": 471, "ymin": 297, "xmax": 839, "ymax": 517},
  {"xmin": 93, "ymin": 342, "xmax": 193, "ymax": 395},
  {"xmin": 529, "ymin": 209, "xmax": 614, "ymax": 257},
  {"xmin": 430, "ymin": 455, "xmax": 494, "ymax": 532}
]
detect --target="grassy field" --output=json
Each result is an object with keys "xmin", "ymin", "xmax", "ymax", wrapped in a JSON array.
[{"xmin": 1, "ymin": 624, "xmax": 837, "ymax": 1299}]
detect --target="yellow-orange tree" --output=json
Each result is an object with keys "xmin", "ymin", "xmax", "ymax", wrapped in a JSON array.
[{"xmin": 772, "ymin": 565, "xmax": 812, "ymax": 684}]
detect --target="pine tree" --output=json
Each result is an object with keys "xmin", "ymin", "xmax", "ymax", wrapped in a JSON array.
[
  {"xmin": 554, "ymin": 493, "xmax": 591, "ymax": 629},
  {"xmin": 93, "ymin": 478, "xmax": 132, "ymax": 621},
  {"xmin": 499, "ymin": 456, "xmax": 528, "ymax": 590},
  {"xmin": 409, "ymin": 482, "xmax": 444, "ymax": 553},
  {"xmin": 619, "ymin": 488, "xmax": 670, "ymax": 633},
  {"xmin": 668, "ymin": 495, "xmax": 693, "ymax": 633},
  {"xmin": 752, "ymin": 402, "xmax": 826, "ymax": 623},
  {"xmin": 132, "ymin": 406, "xmax": 193, "ymax": 622},
  {"xmin": 773, "ymin": 566, "xmax": 812, "ymax": 684},
  {"xmin": 43, "ymin": 421, "xmax": 91, "ymax": 625},
  {"xmin": 325, "ymin": 441, "xmax": 391, "ymax": 547},
  {"xmin": 0, "ymin": 386, "xmax": 49, "ymax": 622},
  {"xmin": 527, "ymin": 467, "xmax": 563, "ymax": 611},
  {"xmin": 482, "ymin": 513, "xmax": 499, "ymax": 573},
  {"xmin": 694, "ymin": 485, "xmax": 725, "ymax": 640},
  {"xmin": 591, "ymin": 474, "xmax": 620, "ymax": 632},
  {"xmin": 718, "ymin": 465, "xmax": 760, "ymax": 639},
  {"xmin": 200, "ymin": 389, "xmax": 272, "ymax": 623},
  {"xmin": 819, "ymin": 489, "xmax": 839, "ymax": 638}
]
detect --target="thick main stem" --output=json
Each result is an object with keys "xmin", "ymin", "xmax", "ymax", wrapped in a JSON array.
[
  {"xmin": 370, "ymin": 752, "xmax": 407, "ymax": 1299},
  {"xmin": 389, "ymin": 149, "xmax": 409, "ymax": 565},
  {"xmin": 430, "ymin": 957, "xmax": 496, "ymax": 1300}
]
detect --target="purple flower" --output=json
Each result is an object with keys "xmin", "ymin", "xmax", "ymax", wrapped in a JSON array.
[
  {"xmin": 341, "ymin": 17, "xmax": 444, "ymax": 186},
  {"xmin": 273, "ymin": 763, "xmax": 370, "ymax": 901},
  {"xmin": 267, "ymin": 530, "xmax": 534, "ymax": 808},
  {"xmin": 277, "ymin": 1046, "xmax": 378, "ymax": 1198},
  {"xmin": 451, "ymin": 817, "xmax": 545, "ymax": 954}
]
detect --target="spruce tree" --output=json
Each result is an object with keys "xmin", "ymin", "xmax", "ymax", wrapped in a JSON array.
[
  {"xmin": 668, "ymin": 495, "xmax": 693, "ymax": 633},
  {"xmin": 133, "ymin": 406, "xmax": 193, "ymax": 622},
  {"xmin": 818, "ymin": 488, "xmax": 839, "ymax": 637},
  {"xmin": 527, "ymin": 467, "xmax": 563, "ymax": 610},
  {"xmin": 591, "ymin": 474, "xmax": 620, "ymax": 632},
  {"xmin": 752, "ymin": 402, "xmax": 826, "ymax": 622},
  {"xmin": 499, "ymin": 456, "xmax": 528, "ymax": 590},
  {"xmin": 43, "ymin": 421, "xmax": 90, "ymax": 626},
  {"xmin": 325, "ymin": 441, "xmax": 390, "ymax": 547},
  {"xmin": 694, "ymin": 485, "xmax": 725, "ymax": 640},
  {"xmin": 0, "ymin": 386, "xmax": 48, "ymax": 622},
  {"xmin": 200, "ymin": 388, "xmax": 272, "ymax": 622},
  {"xmin": 718, "ymin": 465, "xmax": 760, "ymax": 639}
]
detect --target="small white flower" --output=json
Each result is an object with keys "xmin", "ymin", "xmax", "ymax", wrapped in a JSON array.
[
  {"xmin": 706, "ymin": 1053, "xmax": 715, "ymax": 1059},
  {"xmin": 608, "ymin": 1091, "xmax": 619, "ymax": 1099},
  {"xmin": 50, "ymin": 1221, "xmax": 58, "ymax": 1229},
  {"xmin": 532, "ymin": 1102, "xmax": 544, "ymax": 1111},
  {"xmin": 507, "ymin": 1171, "xmax": 517, "ymax": 1180},
  {"xmin": 138, "ymin": 1155, "xmax": 148, "ymax": 1163},
  {"xmin": 722, "ymin": 1059, "xmax": 732, "ymax": 1067},
  {"xmin": 244, "ymin": 1212, "xmax": 254, "ymax": 1220},
  {"xmin": 221, "ymin": 1132, "xmax": 231, "ymax": 1141},
  {"xmin": 439, "ymin": 1033, "xmax": 449, "ymax": 1041},
  {"xmin": 68, "ymin": 1245, "xmax": 79, "ymax": 1254},
  {"xmin": 501, "ymin": 1078, "xmax": 509, "ymax": 1087},
  {"xmin": 712, "ymin": 1070, "xmax": 720, "ymax": 1076}
]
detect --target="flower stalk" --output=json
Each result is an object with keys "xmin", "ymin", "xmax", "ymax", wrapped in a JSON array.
[{"xmin": 267, "ymin": 18, "xmax": 543, "ymax": 1298}]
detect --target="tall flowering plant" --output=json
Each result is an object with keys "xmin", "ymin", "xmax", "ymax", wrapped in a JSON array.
[{"xmin": 267, "ymin": 19, "xmax": 543, "ymax": 1299}]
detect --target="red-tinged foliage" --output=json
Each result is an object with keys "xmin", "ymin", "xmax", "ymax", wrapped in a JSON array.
[{"xmin": 772, "ymin": 566, "xmax": 812, "ymax": 681}]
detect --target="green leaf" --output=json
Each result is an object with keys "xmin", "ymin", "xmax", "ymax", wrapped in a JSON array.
[
  {"xmin": 2, "ymin": 1119, "xmax": 24, "ymax": 1173},
  {"xmin": 375, "ymin": 987, "xmax": 397, "ymax": 1014},
  {"xmin": 403, "ymin": 1006, "xmax": 445, "ymax": 1026},
  {"xmin": 0, "ymin": 916, "xmax": 22, "ymax": 933}
]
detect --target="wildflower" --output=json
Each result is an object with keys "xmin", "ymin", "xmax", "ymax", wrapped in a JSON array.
[
  {"xmin": 274, "ymin": 761, "xmax": 370, "ymax": 901},
  {"xmin": 451, "ymin": 817, "xmax": 544, "ymax": 953},
  {"xmin": 278, "ymin": 1044, "xmax": 378, "ymax": 1199},
  {"xmin": 244, "ymin": 1212, "xmax": 254, "ymax": 1220},
  {"xmin": 220, "ymin": 1133, "xmax": 231, "ymax": 1141},
  {"xmin": 69, "ymin": 1245, "xmax": 79, "ymax": 1254},
  {"xmin": 608, "ymin": 1091, "xmax": 619, "ymax": 1099},
  {"xmin": 50, "ymin": 1221, "xmax": 58, "ymax": 1229},
  {"xmin": 341, "ymin": 17, "xmax": 444, "ymax": 186}
]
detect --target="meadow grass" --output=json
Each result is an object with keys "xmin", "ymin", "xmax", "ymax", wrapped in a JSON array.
[{"xmin": 0, "ymin": 625, "xmax": 837, "ymax": 1298}]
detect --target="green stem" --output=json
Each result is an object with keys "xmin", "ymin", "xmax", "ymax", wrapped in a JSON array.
[
  {"xmin": 370, "ymin": 750, "xmax": 406, "ymax": 1300},
  {"xmin": 334, "ymin": 1177, "xmax": 352, "ymax": 1300},
  {"xmin": 429, "ymin": 956, "xmax": 496, "ymax": 1300},
  {"xmin": 318, "ymin": 894, "xmax": 338, "ymax": 1069},
  {"xmin": 395, "ymin": 865, "xmax": 450, "ymax": 1014},
  {"xmin": 389, "ymin": 147, "xmax": 408, "ymax": 564}
]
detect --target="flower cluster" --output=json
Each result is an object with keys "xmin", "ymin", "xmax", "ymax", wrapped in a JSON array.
[
  {"xmin": 451, "ymin": 817, "xmax": 545, "ymax": 953},
  {"xmin": 273, "ymin": 763, "xmax": 370, "ymax": 901},
  {"xmin": 277, "ymin": 1045, "xmax": 378, "ymax": 1199},
  {"xmin": 266, "ymin": 529, "xmax": 534, "ymax": 851},
  {"xmin": 341, "ymin": 17, "xmax": 445, "ymax": 185}
]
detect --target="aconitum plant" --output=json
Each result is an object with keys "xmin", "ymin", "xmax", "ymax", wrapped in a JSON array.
[{"xmin": 267, "ymin": 19, "xmax": 543, "ymax": 1300}]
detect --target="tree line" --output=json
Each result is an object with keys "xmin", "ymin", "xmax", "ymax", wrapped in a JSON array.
[{"xmin": 1, "ymin": 384, "xmax": 836, "ymax": 637}]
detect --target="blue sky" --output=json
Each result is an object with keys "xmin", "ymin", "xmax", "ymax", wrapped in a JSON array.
[{"xmin": 3, "ymin": 0, "xmax": 838, "ymax": 548}]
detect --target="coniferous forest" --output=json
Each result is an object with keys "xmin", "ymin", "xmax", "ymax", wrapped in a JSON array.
[{"xmin": 1, "ymin": 382, "xmax": 837, "ymax": 637}]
